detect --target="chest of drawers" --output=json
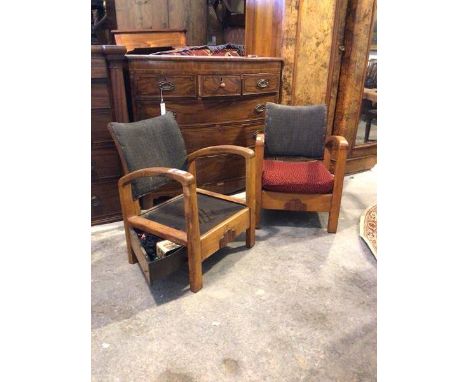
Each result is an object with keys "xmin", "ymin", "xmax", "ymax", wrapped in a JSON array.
[
  {"xmin": 126, "ymin": 54, "xmax": 283, "ymax": 196},
  {"xmin": 91, "ymin": 45, "xmax": 129, "ymax": 225}
]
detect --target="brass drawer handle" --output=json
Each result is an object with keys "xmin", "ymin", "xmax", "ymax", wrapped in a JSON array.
[
  {"xmin": 257, "ymin": 79, "xmax": 270, "ymax": 89},
  {"xmin": 158, "ymin": 80, "xmax": 175, "ymax": 92},
  {"xmin": 254, "ymin": 104, "xmax": 266, "ymax": 114},
  {"xmin": 91, "ymin": 195, "xmax": 101, "ymax": 208}
]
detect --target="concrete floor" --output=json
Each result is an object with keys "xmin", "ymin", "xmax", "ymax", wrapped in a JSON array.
[{"xmin": 91, "ymin": 168, "xmax": 377, "ymax": 382}]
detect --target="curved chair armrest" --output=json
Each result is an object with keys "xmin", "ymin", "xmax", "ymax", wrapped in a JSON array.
[
  {"xmin": 187, "ymin": 145, "xmax": 254, "ymax": 162},
  {"xmin": 323, "ymin": 136, "xmax": 349, "ymax": 171},
  {"xmin": 118, "ymin": 167, "xmax": 195, "ymax": 188},
  {"xmin": 325, "ymin": 135, "xmax": 349, "ymax": 150},
  {"xmin": 118, "ymin": 167, "xmax": 200, "ymax": 251},
  {"xmin": 187, "ymin": 145, "xmax": 256, "ymax": 221},
  {"xmin": 256, "ymin": 132, "xmax": 265, "ymax": 147}
]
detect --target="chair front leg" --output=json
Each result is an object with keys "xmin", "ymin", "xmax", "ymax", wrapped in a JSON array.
[
  {"xmin": 255, "ymin": 133, "xmax": 265, "ymax": 228},
  {"xmin": 183, "ymin": 181, "xmax": 203, "ymax": 292},
  {"xmin": 245, "ymin": 153, "xmax": 256, "ymax": 248},
  {"xmin": 325, "ymin": 136, "xmax": 349, "ymax": 233}
]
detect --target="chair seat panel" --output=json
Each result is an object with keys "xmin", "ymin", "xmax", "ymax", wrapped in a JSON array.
[
  {"xmin": 262, "ymin": 159, "xmax": 334, "ymax": 194},
  {"xmin": 141, "ymin": 193, "xmax": 246, "ymax": 234}
]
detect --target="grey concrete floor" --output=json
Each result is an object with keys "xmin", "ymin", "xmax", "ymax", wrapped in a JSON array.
[{"xmin": 91, "ymin": 168, "xmax": 377, "ymax": 382}]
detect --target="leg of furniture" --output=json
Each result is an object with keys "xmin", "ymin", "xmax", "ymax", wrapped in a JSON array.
[
  {"xmin": 324, "ymin": 136, "xmax": 349, "ymax": 233},
  {"xmin": 184, "ymin": 181, "xmax": 203, "ymax": 292},
  {"xmin": 254, "ymin": 133, "xmax": 265, "ymax": 228},
  {"xmin": 364, "ymin": 117, "xmax": 372, "ymax": 142},
  {"xmin": 245, "ymin": 150, "xmax": 256, "ymax": 247}
]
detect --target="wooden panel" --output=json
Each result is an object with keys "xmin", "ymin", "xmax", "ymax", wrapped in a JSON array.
[
  {"xmin": 168, "ymin": 0, "xmax": 207, "ymax": 46},
  {"xmin": 245, "ymin": 0, "xmax": 284, "ymax": 57},
  {"xmin": 293, "ymin": 0, "xmax": 338, "ymax": 105},
  {"xmin": 114, "ymin": 0, "xmax": 206, "ymax": 46},
  {"xmin": 91, "ymin": 81, "xmax": 111, "ymax": 109},
  {"xmin": 134, "ymin": 74, "xmax": 196, "ymax": 98},
  {"xmin": 193, "ymin": 154, "xmax": 246, "ymax": 185},
  {"xmin": 91, "ymin": 108, "xmax": 114, "ymax": 143},
  {"xmin": 262, "ymin": 191, "xmax": 333, "ymax": 212},
  {"xmin": 91, "ymin": 57, "xmax": 108, "ymax": 79},
  {"xmin": 200, "ymin": 209, "xmax": 250, "ymax": 258},
  {"xmin": 199, "ymin": 75, "xmax": 241, "ymax": 97},
  {"xmin": 91, "ymin": 181, "xmax": 121, "ymax": 220},
  {"xmin": 115, "ymin": 0, "xmax": 169, "ymax": 30},
  {"xmin": 91, "ymin": 148, "xmax": 122, "ymax": 181},
  {"xmin": 242, "ymin": 73, "xmax": 280, "ymax": 95},
  {"xmin": 332, "ymin": 0, "xmax": 376, "ymax": 171},
  {"xmin": 136, "ymin": 94, "xmax": 276, "ymax": 124},
  {"xmin": 279, "ymin": 0, "xmax": 301, "ymax": 105},
  {"xmin": 181, "ymin": 122, "xmax": 262, "ymax": 153},
  {"xmin": 113, "ymin": 30, "xmax": 186, "ymax": 51}
]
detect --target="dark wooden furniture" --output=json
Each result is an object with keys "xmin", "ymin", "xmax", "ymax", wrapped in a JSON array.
[
  {"xmin": 112, "ymin": 29, "xmax": 187, "ymax": 51},
  {"xmin": 91, "ymin": 45, "xmax": 129, "ymax": 225},
  {"xmin": 126, "ymin": 53, "xmax": 283, "ymax": 198},
  {"xmin": 108, "ymin": 116, "xmax": 256, "ymax": 293},
  {"xmin": 255, "ymin": 105, "xmax": 348, "ymax": 233}
]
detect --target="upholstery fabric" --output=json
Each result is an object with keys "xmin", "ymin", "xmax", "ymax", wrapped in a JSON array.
[
  {"xmin": 265, "ymin": 103, "xmax": 327, "ymax": 158},
  {"xmin": 141, "ymin": 193, "xmax": 245, "ymax": 234},
  {"xmin": 262, "ymin": 160, "xmax": 334, "ymax": 194},
  {"xmin": 152, "ymin": 44, "xmax": 245, "ymax": 57},
  {"xmin": 109, "ymin": 113, "xmax": 187, "ymax": 199}
]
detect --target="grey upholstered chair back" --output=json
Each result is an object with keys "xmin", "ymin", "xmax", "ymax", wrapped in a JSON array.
[
  {"xmin": 264, "ymin": 102, "xmax": 327, "ymax": 158},
  {"xmin": 108, "ymin": 112, "xmax": 187, "ymax": 199}
]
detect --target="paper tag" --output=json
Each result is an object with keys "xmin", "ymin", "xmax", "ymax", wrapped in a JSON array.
[{"xmin": 160, "ymin": 102, "xmax": 166, "ymax": 115}]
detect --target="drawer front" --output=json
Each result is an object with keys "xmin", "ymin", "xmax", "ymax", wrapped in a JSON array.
[
  {"xmin": 91, "ymin": 148, "xmax": 122, "ymax": 181},
  {"xmin": 136, "ymin": 94, "xmax": 277, "ymax": 124},
  {"xmin": 133, "ymin": 74, "xmax": 196, "ymax": 98},
  {"xmin": 181, "ymin": 123, "xmax": 263, "ymax": 153},
  {"xmin": 199, "ymin": 75, "xmax": 241, "ymax": 97},
  {"xmin": 91, "ymin": 108, "xmax": 113, "ymax": 143},
  {"xmin": 91, "ymin": 181, "xmax": 121, "ymax": 220},
  {"xmin": 242, "ymin": 73, "xmax": 280, "ymax": 95},
  {"xmin": 195, "ymin": 153, "xmax": 246, "ymax": 185},
  {"xmin": 91, "ymin": 81, "xmax": 111, "ymax": 109}
]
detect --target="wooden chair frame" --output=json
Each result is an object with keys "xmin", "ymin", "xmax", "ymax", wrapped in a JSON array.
[
  {"xmin": 255, "ymin": 134, "xmax": 348, "ymax": 233},
  {"xmin": 118, "ymin": 145, "xmax": 255, "ymax": 293}
]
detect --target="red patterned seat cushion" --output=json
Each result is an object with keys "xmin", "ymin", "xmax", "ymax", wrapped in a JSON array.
[{"xmin": 262, "ymin": 160, "xmax": 334, "ymax": 194}]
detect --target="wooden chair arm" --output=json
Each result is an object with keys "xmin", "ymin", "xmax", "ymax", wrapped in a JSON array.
[
  {"xmin": 325, "ymin": 135, "xmax": 349, "ymax": 151},
  {"xmin": 187, "ymin": 144, "xmax": 256, "ymax": 218},
  {"xmin": 323, "ymin": 136, "xmax": 348, "ymax": 171},
  {"xmin": 255, "ymin": 132, "xmax": 265, "ymax": 147},
  {"xmin": 118, "ymin": 167, "xmax": 195, "ymax": 188},
  {"xmin": 118, "ymin": 167, "xmax": 200, "ymax": 251}
]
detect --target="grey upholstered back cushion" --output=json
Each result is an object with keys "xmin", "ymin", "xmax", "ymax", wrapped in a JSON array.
[
  {"xmin": 109, "ymin": 113, "xmax": 187, "ymax": 198},
  {"xmin": 265, "ymin": 103, "xmax": 327, "ymax": 157}
]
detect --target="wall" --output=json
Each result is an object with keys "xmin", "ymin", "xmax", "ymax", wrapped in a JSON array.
[
  {"xmin": 114, "ymin": 0, "xmax": 207, "ymax": 45},
  {"xmin": 245, "ymin": 0, "xmax": 337, "ymax": 106}
]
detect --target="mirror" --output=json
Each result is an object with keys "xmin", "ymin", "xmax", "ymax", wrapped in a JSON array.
[{"xmin": 355, "ymin": 12, "xmax": 377, "ymax": 146}]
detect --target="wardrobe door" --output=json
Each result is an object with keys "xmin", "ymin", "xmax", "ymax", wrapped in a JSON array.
[{"xmin": 331, "ymin": 0, "xmax": 377, "ymax": 173}]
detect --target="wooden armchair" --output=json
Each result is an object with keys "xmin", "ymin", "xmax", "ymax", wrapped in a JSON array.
[
  {"xmin": 255, "ymin": 103, "xmax": 348, "ymax": 233},
  {"xmin": 108, "ymin": 113, "xmax": 255, "ymax": 293}
]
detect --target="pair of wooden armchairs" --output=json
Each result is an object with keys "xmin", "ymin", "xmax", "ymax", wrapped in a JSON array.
[{"xmin": 108, "ymin": 104, "xmax": 347, "ymax": 293}]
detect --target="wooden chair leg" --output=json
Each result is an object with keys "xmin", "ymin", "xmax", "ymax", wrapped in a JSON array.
[
  {"xmin": 328, "ymin": 190, "xmax": 344, "ymax": 233},
  {"xmin": 188, "ymin": 243, "xmax": 203, "ymax": 293},
  {"xmin": 327, "ymin": 206, "xmax": 340, "ymax": 233},
  {"xmin": 364, "ymin": 118, "xmax": 372, "ymax": 142},
  {"xmin": 123, "ymin": 223, "xmax": 138, "ymax": 264},
  {"xmin": 246, "ymin": 224, "xmax": 255, "ymax": 248}
]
